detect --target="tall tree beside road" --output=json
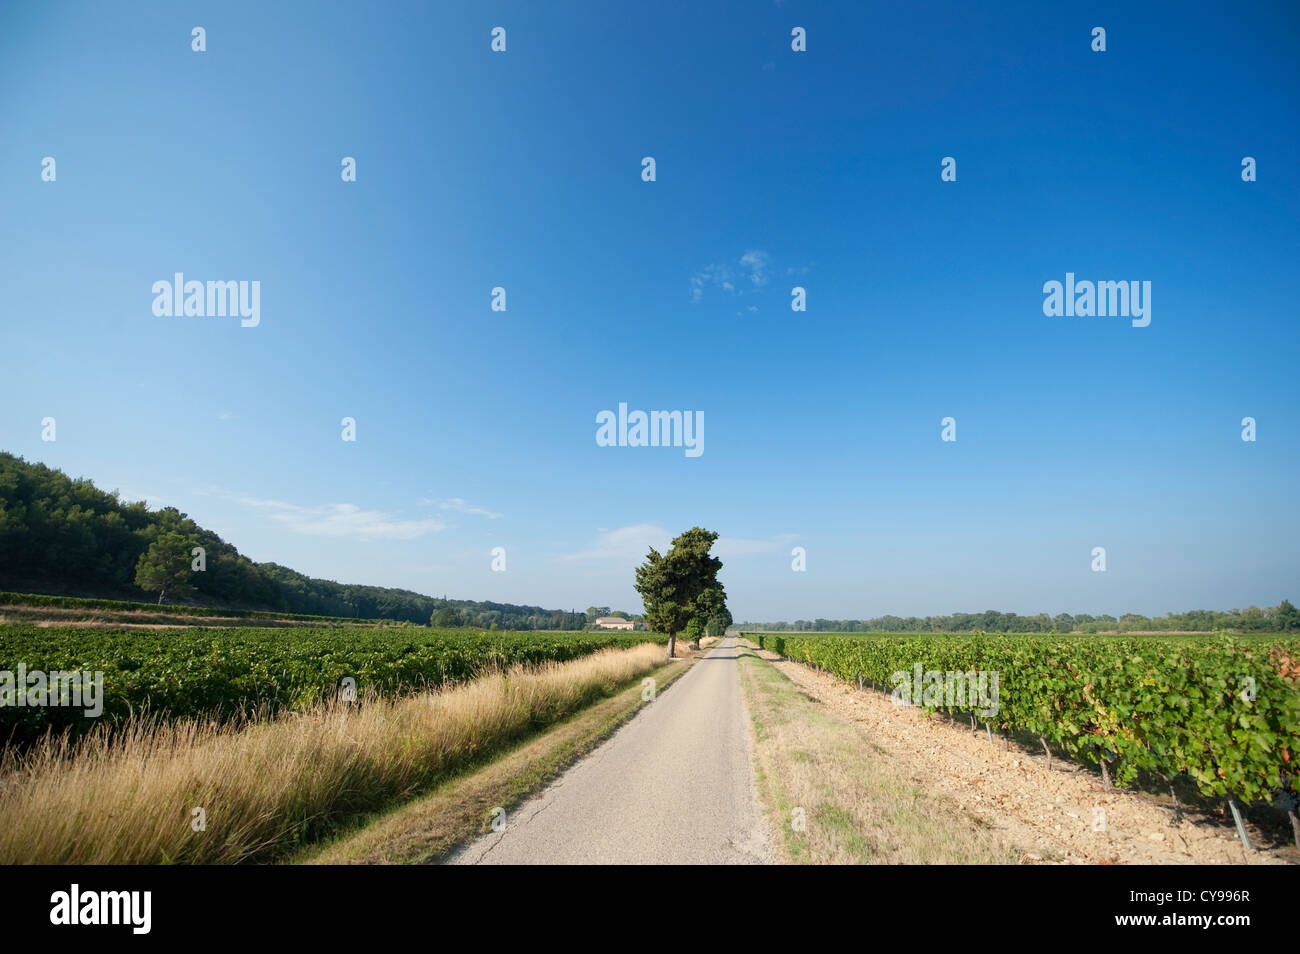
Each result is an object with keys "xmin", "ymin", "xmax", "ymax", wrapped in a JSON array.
[{"xmin": 634, "ymin": 527, "xmax": 725, "ymax": 659}]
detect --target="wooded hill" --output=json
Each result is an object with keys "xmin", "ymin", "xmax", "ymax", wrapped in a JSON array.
[{"xmin": 0, "ymin": 452, "xmax": 585, "ymax": 629}]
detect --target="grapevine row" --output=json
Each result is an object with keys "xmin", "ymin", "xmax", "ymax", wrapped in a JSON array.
[
  {"xmin": 0, "ymin": 625, "xmax": 667, "ymax": 743},
  {"xmin": 752, "ymin": 632, "xmax": 1299, "ymax": 806}
]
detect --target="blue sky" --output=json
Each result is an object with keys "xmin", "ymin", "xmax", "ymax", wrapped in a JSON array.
[{"xmin": 2, "ymin": 1, "xmax": 1297, "ymax": 621}]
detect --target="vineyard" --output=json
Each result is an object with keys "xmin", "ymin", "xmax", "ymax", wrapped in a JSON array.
[
  {"xmin": 751, "ymin": 632, "xmax": 1300, "ymax": 811},
  {"xmin": 0, "ymin": 625, "xmax": 667, "ymax": 742}
]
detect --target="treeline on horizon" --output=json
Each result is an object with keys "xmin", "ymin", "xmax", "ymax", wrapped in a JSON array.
[
  {"xmin": 739, "ymin": 603, "xmax": 1300, "ymax": 635},
  {"xmin": 0, "ymin": 453, "xmax": 592, "ymax": 629}
]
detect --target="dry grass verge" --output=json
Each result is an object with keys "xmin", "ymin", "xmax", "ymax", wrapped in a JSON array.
[
  {"xmin": 0, "ymin": 642, "xmax": 667, "ymax": 864},
  {"xmin": 300, "ymin": 656, "xmax": 693, "ymax": 864},
  {"xmin": 738, "ymin": 644, "xmax": 1018, "ymax": 864}
]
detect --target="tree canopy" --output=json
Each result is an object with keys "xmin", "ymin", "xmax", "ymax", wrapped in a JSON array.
[
  {"xmin": 634, "ymin": 527, "xmax": 728, "ymax": 657},
  {"xmin": 134, "ymin": 531, "xmax": 197, "ymax": 604}
]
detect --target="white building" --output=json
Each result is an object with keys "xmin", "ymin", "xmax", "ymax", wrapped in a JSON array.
[{"xmin": 594, "ymin": 616, "xmax": 635, "ymax": 631}]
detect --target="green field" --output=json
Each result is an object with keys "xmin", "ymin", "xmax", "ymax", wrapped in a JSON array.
[{"xmin": 0, "ymin": 624, "xmax": 667, "ymax": 742}]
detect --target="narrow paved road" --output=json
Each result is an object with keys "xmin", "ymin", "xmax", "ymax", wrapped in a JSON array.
[{"xmin": 447, "ymin": 636, "xmax": 772, "ymax": 865}]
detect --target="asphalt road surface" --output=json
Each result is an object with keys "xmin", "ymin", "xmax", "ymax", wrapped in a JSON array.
[{"xmin": 447, "ymin": 636, "xmax": 773, "ymax": 865}]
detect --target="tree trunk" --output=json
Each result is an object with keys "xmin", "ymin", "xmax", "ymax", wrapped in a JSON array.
[
  {"xmin": 667, "ymin": 633, "xmax": 676, "ymax": 660},
  {"xmin": 1159, "ymin": 772, "xmax": 1183, "ymax": 825},
  {"xmin": 157, "ymin": 587, "xmax": 166, "ymax": 606}
]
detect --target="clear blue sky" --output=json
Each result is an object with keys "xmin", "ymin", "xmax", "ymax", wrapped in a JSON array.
[{"xmin": 2, "ymin": 1, "xmax": 1297, "ymax": 621}]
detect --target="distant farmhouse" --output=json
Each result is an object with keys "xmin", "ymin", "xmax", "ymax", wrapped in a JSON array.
[{"xmin": 593, "ymin": 616, "xmax": 635, "ymax": 631}]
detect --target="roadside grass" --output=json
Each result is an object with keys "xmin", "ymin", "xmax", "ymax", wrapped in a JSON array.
[
  {"xmin": 298, "ymin": 657, "xmax": 693, "ymax": 864},
  {"xmin": 737, "ymin": 645, "xmax": 1019, "ymax": 864},
  {"xmin": 0, "ymin": 642, "xmax": 670, "ymax": 864}
]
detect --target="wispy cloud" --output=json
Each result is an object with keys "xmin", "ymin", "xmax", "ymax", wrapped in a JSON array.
[
  {"xmin": 232, "ymin": 494, "xmax": 446, "ymax": 541},
  {"xmin": 739, "ymin": 249, "xmax": 770, "ymax": 287},
  {"xmin": 690, "ymin": 250, "xmax": 771, "ymax": 302},
  {"xmin": 689, "ymin": 263, "xmax": 735, "ymax": 303},
  {"xmin": 714, "ymin": 533, "xmax": 800, "ymax": 558},
  {"xmin": 116, "ymin": 489, "xmax": 169, "ymax": 509},
  {"xmin": 434, "ymin": 497, "xmax": 503, "ymax": 519},
  {"xmin": 559, "ymin": 524, "xmax": 671, "ymax": 563},
  {"xmin": 559, "ymin": 526, "xmax": 795, "ymax": 563}
]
